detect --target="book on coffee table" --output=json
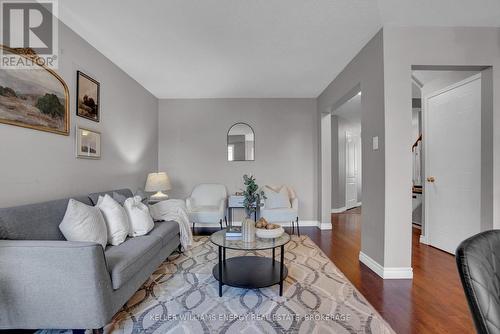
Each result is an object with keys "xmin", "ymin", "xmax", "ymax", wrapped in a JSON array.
[{"xmin": 225, "ymin": 227, "xmax": 242, "ymax": 237}]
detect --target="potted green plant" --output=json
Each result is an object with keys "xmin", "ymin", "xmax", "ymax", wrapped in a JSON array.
[
  {"xmin": 242, "ymin": 174, "xmax": 266, "ymax": 218},
  {"xmin": 241, "ymin": 174, "xmax": 266, "ymax": 242}
]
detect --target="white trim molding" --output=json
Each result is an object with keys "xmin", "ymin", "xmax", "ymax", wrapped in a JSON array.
[
  {"xmin": 317, "ymin": 221, "xmax": 332, "ymax": 230},
  {"xmin": 359, "ymin": 251, "xmax": 413, "ymax": 279},
  {"xmin": 331, "ymin": 203, "xmax": 361, "ymax": 214},
  {"xmin": 419, "ymin": 234, "xmax": 429, "ymax": 245},
  {"xmin": 331, "ymin": 207, "xmax": 346, "ymax": 213}
]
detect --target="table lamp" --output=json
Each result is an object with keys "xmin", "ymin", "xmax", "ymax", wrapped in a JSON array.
[{"xmin": 145, "ymin": 172, "xmax": 171, "ymax": 200}]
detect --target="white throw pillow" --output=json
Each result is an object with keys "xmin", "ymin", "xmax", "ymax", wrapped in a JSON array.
[
  {"xmin": 264, "ymin": 186, "xmax": 291, "ymax": 209},
  {"xmin": 124, "ymin": 196, "xmax": 154, "ymax": 237},
  {"xmin": 97, "ymin": 195, "xmax": 129, "ymax": 246},
  {"xmin": 59, "ymin": 199, "xmax": 108, "ymax": 249}
]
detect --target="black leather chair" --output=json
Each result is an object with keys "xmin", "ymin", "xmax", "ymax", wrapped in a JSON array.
[{"xmin": 456, "ymin": 230, "xmax": 500, "ymax": 334}]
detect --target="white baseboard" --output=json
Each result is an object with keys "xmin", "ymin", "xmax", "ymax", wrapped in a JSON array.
[
  {"xmin": 194, "ymin": 220, "xmax": 324, "ymax": 229},
  {"xmin": 359, "ymin": 251, "xmax": 413, "ymax": 279},
  {"xmin": 331, "ymin": 203, "xmax": 361, "ymax": 213},
  {"xmin": 318, "ymin": 221, "xmax": 332, "ymax": 230},
  {"xmin": 419, "ymin": 234, "xmax": 429, "ymax": 245},
  {"xmin": 331, "ymin": 207, "xmax": 346, "ymax": 213}
]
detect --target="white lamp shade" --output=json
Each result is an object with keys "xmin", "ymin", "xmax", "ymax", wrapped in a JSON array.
[{"xmin": 145, "ymin": 172, "xmax": 172, "ymax": 192}]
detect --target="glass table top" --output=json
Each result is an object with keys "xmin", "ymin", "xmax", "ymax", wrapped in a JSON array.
[{"xmin": 210, "ymin": 229, "xmax": 291, "ymax": 250}]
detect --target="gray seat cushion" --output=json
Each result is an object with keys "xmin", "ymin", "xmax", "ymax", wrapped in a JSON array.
[
  {"xmin": 149, "ymin": 221, "xmax": 180, "ymax": 247},
  {"xmin": 105, "ymin": 235, "xmax": 162, "ymax": 289},
  {"xmin": 0, "ymin": 196, "xmax": 92, "ymax": 240},
  {"xmin": 88, "ymin": 189, "xmax": 133, "ymax": 206}
]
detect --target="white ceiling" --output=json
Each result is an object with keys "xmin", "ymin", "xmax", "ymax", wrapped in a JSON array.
[
  {"xmin": 59, "ymin": 1, "xmax": 500, "ymax": 99},
  {"xmin": 379, "ymin": 0, "xmax": 500, "ymax": 27}
]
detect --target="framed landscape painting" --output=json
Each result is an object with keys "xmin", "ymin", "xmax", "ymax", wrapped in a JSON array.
[
  {"xmin": 76, "ymin": 71, "xmax": 100, "ymax": 122},
  {"xmin": 0, "ymin": 46, "xmax": 69, "ymax": 135},
  {"xmin": 76, "ymin": 126, "xmax": 101, "ymax": 159}
]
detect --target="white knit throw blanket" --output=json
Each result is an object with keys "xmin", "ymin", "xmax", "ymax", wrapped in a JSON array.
[{"xmin": 149, "ymin": 199, "xmax": 193, "ymax": 250}]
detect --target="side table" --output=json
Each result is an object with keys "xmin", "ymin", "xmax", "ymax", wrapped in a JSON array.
[{"xmin": 227, "ymin": 195, "xmax": 257, "ymax": 225}]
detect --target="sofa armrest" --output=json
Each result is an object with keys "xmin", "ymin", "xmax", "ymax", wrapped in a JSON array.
[
  {"xmin": 291, "ymin": 197, "xmax": 299, "ymax": 212},
  {"xmin": 0, "ymin": 240, "xmax": 113, "ymax": 329}
]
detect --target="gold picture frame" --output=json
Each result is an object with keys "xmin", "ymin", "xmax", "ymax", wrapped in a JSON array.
[{"xmin": 0, "ymin": 45, "xmax": 70, "ymax": 135}]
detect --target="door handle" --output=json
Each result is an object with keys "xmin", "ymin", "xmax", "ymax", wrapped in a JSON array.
[{"xmin": 426, "ymin": 176, "xmax": 436, "ymax": 183}]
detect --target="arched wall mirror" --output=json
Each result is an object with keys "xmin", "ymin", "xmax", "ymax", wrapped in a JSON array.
[{"xmin": 227, "ymin": 122, "xmax": 255, "ymax": 161}]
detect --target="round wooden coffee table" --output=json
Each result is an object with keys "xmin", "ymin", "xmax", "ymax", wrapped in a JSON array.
[{"xmin": 210, "ymin": 229, "xmax": 290, "ymax": 297}]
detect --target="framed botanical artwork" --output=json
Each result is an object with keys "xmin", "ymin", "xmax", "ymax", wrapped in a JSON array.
[
  {"xmin": 0, "ymin": 45, "xmax": 69, "ymax": 135},
  {"xmin": 76, "ymin": 126, "xmax": 101, "ymax": 159},
  {"xmin": 76, "ymin": 71, "xmax": 100, "ymax": 122}
]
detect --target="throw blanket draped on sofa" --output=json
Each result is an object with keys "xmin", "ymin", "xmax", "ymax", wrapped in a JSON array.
[{"xmin": 149, "ymin": 199, "xmax": 193, "ymax": 250}]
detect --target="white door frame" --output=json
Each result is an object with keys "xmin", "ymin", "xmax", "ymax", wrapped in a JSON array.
[{"xmin": 421, "ymin": 73, "xmax": 482, "ymax": 245}]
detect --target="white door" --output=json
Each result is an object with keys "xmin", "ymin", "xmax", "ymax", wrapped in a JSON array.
[
  {"xmin": 345, "ymin": 132, "xmax": 359, "ymax": 210},
  {"xmin": 424, "ymin": 74, "xmax": 481, "ymax": 254}
]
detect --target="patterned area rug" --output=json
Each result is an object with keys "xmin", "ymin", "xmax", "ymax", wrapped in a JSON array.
[{"xmin": 103, "ymin": 235, "xmax": 394, "ymax": 334}]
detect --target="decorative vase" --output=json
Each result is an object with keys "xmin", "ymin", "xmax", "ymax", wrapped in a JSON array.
[{"xmin": 242, "ymin": 218, "xmax": 256, "ymax": 242}]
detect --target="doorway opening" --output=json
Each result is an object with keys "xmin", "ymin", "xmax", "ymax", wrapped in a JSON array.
[
  {"xmin": 331, "ymin": 91, "xmax": 362, "ymax": 213},
  {"xmin": 410, "ymin": 66, "xmax": 493, "ymax": 254}
]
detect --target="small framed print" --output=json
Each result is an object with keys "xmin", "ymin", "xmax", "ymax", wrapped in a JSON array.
[
  {"xmin": 76, "ymin": 71, "xmax": 100, "ymax": 122},
  {"xmin": 76, "ymin": 126, "xmax": 101, "ymax": 159}
]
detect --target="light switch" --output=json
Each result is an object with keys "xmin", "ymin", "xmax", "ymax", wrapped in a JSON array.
[{"xmin": 372, "ymin": 136, "xmax": 379, "ymax": 150}]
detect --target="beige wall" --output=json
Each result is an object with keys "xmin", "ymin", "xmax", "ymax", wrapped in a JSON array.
[
  {"xmin": 0, "ymin": 23, "xmax": 159, "ymax": 207},
  {"xmin": 158, "ymin": 98, "xmax": 319, "ymax": 221}
]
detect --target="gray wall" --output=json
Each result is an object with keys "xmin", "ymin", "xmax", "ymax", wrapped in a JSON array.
[
  {"xmin": 318, "ymin": 30, "xmax": 386, "ymax": 265},
  {"xmin": 158, "ymin": 98, "xmax": 319, "ymax": 221},
  {"xmin": 0, "ymin": 23, "xmax": 159, "ymax": 207},
  {"xmin": 382, "ymin": 26, "xmax": 500, "ymax": 267}
]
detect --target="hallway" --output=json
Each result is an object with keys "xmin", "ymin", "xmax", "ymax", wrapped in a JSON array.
[{"xmin": 304, "ymin": 207, "xmax": 474, "ymax": 334}]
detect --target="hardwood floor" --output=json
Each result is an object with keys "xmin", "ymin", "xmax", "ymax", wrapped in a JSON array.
[
  {"xmin": 196, "ymin": 210, "xmax": 474, "ymax": 333},
  {"xmin": 299, "ymin": 207, "xmax": 474, "ymax": 334}
]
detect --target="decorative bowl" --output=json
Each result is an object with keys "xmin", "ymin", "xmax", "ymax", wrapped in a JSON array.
[{"xmin": 255, "ymin": 226, "xmax": 285, "ymax": 239}]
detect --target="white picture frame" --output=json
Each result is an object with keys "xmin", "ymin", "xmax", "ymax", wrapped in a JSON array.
[{"xmin": 76, "ymin": 125, "xmax": 101, "ymax": 159}]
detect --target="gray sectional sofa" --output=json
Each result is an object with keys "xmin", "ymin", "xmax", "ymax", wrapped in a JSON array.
[{"xmin": 0, "ymin": 188, "xmax": 180, "ymax": 331}]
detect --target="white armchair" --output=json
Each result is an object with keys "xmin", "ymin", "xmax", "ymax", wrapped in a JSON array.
[
  {"xmin": 260, "ymin": 185, "xmax": 300, "ymax": 236},
  {"xmin": 186, "ymin": 184, "xmax": 227, "ymax": 233}
]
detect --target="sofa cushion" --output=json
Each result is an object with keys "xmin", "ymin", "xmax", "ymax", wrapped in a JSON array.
[
  {"xmin": 105, "ymin": 235, "xmax": 162, "ymax": 289},
  {"xmin": 0, "ymin": 196, "xmax": 92, "ymax": 240},
  {"xmin": 88, "ymin": 189, "xmax": 133, "ymax": 206},
  {"xmin": 148, "ymin": 221, "xmax": 180, "ymax": 247}
]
